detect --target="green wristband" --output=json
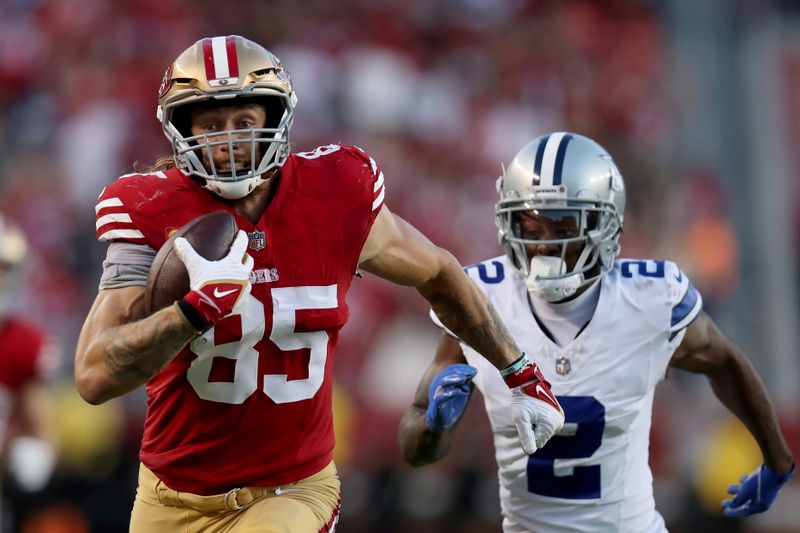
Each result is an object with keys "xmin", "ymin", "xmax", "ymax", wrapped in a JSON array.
[{"xmin": 500, "ymin": 353, "xmax": 529, "ymax": 378}]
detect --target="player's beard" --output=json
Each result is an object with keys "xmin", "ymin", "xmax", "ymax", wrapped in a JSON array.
[{"xmin": 205, "ymin": 153, "xmax": 252, "ymax": 177}]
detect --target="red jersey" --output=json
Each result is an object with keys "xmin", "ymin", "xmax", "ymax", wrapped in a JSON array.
[
  {"xmin": 0, "ymin": 318, "xmax": 58, "ymax": 448},
  {"xmin": 95, "ymin": 144, "xmax": 385, "ymax": 494}
]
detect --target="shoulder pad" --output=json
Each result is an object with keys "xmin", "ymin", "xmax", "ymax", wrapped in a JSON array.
[
  {"xmin": 463, "ymin": 258, "xmax": 508, "ymax": 286},
  {"xmin": 95, "ymin": 171, "xmax": 170, "ymax": 243}
]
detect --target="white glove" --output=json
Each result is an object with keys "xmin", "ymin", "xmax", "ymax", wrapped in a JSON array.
[
  {"xmin": 502, "ymin": 354, "xmax": 565, "ymax": 454},
  {"xmin": 174, "ymin": 230, "xmax": 254, "ymax": 329}
]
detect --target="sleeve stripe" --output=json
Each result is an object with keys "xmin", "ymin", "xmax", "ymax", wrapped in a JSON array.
[
  {"xmin": 373, "ymin": 171, "xmax": 384, "ymax": 192},
  {"xmin": 671, "ymin": 296, "xmax": 702, "ymax": 332},
  {"xmin": 670, "ymin": 283, "xmax": 703, "ymax": 331},
  {"xmin": 369, "ymin": 157, "xmax": 378, "ymax": 175},
  {"xmin": 372, "ymin": 186, "xmax": 385, "ymax": 211},
  {"xmin": 96, "ymin": 213, "xmax": 133, "ymax": 230},
  {"xmin": 98, "ymin": 228, "xmax": 145, "ymax": 242},
  {"xmin": 96, "ymin": 197, "xmax": 124, "ymax": 213}
]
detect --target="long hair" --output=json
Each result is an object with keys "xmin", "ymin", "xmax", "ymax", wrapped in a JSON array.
[{"xmin": 134, "ymin": 155, "xmax": 176, "ymax": 173}]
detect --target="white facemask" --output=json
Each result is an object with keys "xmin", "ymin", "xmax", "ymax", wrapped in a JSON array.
[{"xmin": 526, "ymin": 256, "xmax": 585, "ymax": 303}]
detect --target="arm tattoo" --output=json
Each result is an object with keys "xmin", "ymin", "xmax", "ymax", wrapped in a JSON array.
[
  {"xmin": 479, "ymin": 303, "xmax": 518, "ymax": 348},
  {"xmin": 426, "ymin": 284, "xmax": 519, "ymax": 368},
  {"xmin": 103, "ymin": 308, "xmax": 196, "ymax": 384}
]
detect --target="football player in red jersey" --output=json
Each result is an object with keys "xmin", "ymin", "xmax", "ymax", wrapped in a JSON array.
[
  {"xmin": 73, "ymin": 36, "xmax": 564, "ymax": 533},
  {"xmin": 0, "ymin": 215, "xmax": 59, "ymax": 509}
]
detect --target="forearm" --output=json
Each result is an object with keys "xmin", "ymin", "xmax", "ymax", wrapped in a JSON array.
[
  {"xmin": 398, "ymin": 406, "xmax": 453, "ymax": 466},
  {"xmin": 707, "ymin": 354, "xmax": 794, "ymax": 473},
  {"xmin": 418, "ymin": 258, "xmax": 520, "ymax": 370},
  {"xmin": 76, "ymin": 303, "xmax": 198, "ymax": 404}
]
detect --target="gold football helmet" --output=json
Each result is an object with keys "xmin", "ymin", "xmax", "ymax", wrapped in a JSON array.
[
  {"xmin": 496, "ymin": 132, "xmax": 625, "ymax": 301},
  {"xmin": 156, "ymin": 35, "xmax": 298, "ymax": 199}
]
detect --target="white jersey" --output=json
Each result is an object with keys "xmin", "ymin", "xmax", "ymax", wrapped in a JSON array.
[{"xmin": 432, "ymin": 255, "xmax": 702, "ymax": 533}]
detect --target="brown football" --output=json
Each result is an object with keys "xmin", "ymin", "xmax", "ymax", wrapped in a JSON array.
[{"xmin": 145, "ymin": 210, "xmax": 239, "ymax": 315}]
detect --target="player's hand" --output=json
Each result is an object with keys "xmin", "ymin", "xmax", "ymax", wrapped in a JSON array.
[
  {"xmin": 722, "ymin": 463, "xmax": 795, "ymax": 517},
  {"xmin": 174, "ymin": 230, "xmax": 254, "ymax": 329},
  {"xmin": 425, "ymin": 364, "xmax": 478, "ymax": 434},
  {"xmin": 502, "ymin": 354, "xmax": 564, "ymax": 454}
]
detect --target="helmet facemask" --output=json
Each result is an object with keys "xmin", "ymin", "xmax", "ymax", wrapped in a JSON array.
[
  {"xmin": 161, "ymin": 88, "xmax": 295, "ymax": 199},
  {"xmin": 497, "ymin": 194, "xmax": 622, "ymax": 302}
]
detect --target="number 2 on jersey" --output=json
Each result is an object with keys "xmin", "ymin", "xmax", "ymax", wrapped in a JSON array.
[
  {"xmin": 527, "ymin": 396, "xmax": 605, "ymax": 499},
  {"xmin": 186, "ymin": 285, "xmax": 338, "ymax": 405}
]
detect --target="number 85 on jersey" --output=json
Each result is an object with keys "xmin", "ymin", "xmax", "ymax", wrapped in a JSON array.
[{"xmin": 187, "ymin": 285, "xmax": 338, "ymax": 405}]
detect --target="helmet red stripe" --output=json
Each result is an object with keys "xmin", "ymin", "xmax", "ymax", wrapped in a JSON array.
[
  {"xmin": 225, "ymin": 35, "xmax": 239, "ymax": 78},
  {"xmin": 202, "ymin": 38, "xmax": 216, "ymax": 81}
]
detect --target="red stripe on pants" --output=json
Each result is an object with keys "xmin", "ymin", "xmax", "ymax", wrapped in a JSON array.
[{"xmin": 319, "ymin": 500, "xmax": 340, "ymax": 532}]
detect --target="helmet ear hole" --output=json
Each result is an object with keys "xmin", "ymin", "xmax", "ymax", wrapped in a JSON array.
[
  {"xmin": 262, "ymin": 96, "xmax": 286, "ymax": 129},
  {"xmin": 170, "ymin": 105, "xmax": 194, "ymax": 138}
]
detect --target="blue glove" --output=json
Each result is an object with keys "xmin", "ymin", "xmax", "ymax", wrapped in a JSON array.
[
  {"xmin": 425, "ymin": 364, "xmax": 477, "ymax": 434},
  {"xmin": 722, "ymin": 462, "xmax": 796, "ymax": 517}
]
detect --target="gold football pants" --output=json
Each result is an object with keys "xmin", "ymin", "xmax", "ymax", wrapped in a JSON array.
[{"xmin": 129, "ymin": 461, "xmax": 340, "ymax": 532}]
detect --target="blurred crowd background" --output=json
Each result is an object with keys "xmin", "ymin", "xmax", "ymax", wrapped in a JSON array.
[{"xmin": 1, "ymin": 0, "xmax": 799, "ymax": 531}]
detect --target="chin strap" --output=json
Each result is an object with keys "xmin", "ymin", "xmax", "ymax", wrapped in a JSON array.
[
  {"xmin": 525, "ymin": 240, "xmax": 598, "ymax": 302},
  {"xmin": 203, "ymin": 175, "xmax": 266, "ymax": 200},
  {"xmin": 525, "ymin": 257, "xmax": 582, "ymax": 302},
  {"xmin": 572, "ymin": 241, "xmax": 594, "ymax": 273}
]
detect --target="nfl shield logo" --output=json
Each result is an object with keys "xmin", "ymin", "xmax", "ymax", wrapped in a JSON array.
[
  {"xmin": 555, "ymin": 357, "xmax": 571, "ymax": 376},
  {"xmin": 248, "ymin": 230, "xmax": 266, "ymax": 251}
]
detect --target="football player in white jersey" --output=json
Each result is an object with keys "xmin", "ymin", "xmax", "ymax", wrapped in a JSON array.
[{"xmin": 398, "ymin": 133, "xmax": 795, "ymax": 532}]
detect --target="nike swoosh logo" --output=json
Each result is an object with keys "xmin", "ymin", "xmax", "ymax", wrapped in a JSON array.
[
  {"xmin": 535, "ymin": 384, "xmax": 557, "ymax": 406},
  {"xmin": 675, "ymin": 271, "xmax": 683, "ymax": 283},
  {"xmin": 213, "ymin": 287, "xmax": 238, "ymax": 298},
  {"xmin": 274, "ymin": 487, "xmax": 299, "ymax": 496}
]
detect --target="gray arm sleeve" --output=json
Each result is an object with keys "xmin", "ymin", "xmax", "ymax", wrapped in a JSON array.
[{"xmin": 99, "ymin": 242, "xmax": 157, "ymax": 290}]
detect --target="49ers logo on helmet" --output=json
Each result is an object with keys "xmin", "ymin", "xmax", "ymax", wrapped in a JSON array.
[
  {"xmin": 158, "ymin": 63, "xmax": 174, "ymax": 98},
  {"xmin": 273, "ymin": 56, "xmax": 292, "ymax": 85}
]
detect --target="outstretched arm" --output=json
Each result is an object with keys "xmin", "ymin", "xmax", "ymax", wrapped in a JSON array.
[
  {"xmin": 359, "ymin": 206, "xmax": 520, "ymax": 369},
  {"xmin": 361, "ymin": 205, "xmax": 563, "ymax": 454},
  {"xmin": 398, "ymin": 333, "xmax": 472, "ymax": 466},
  {"xmin": 670, "ymin": 312, "xmax": 795, "ymax": 515}
]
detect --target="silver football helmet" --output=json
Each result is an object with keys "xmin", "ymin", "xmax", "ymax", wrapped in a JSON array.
[
  {"xmin": 0, "ymin": 214, "xmax": 28, "ymax": 317},
  {"xmin": 495, "ymin": 132, "xmax": 625, "ymax": 301},
  {"xmin": 156, "ymin": 35, "xmax": 298, "ymax": 200}
]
